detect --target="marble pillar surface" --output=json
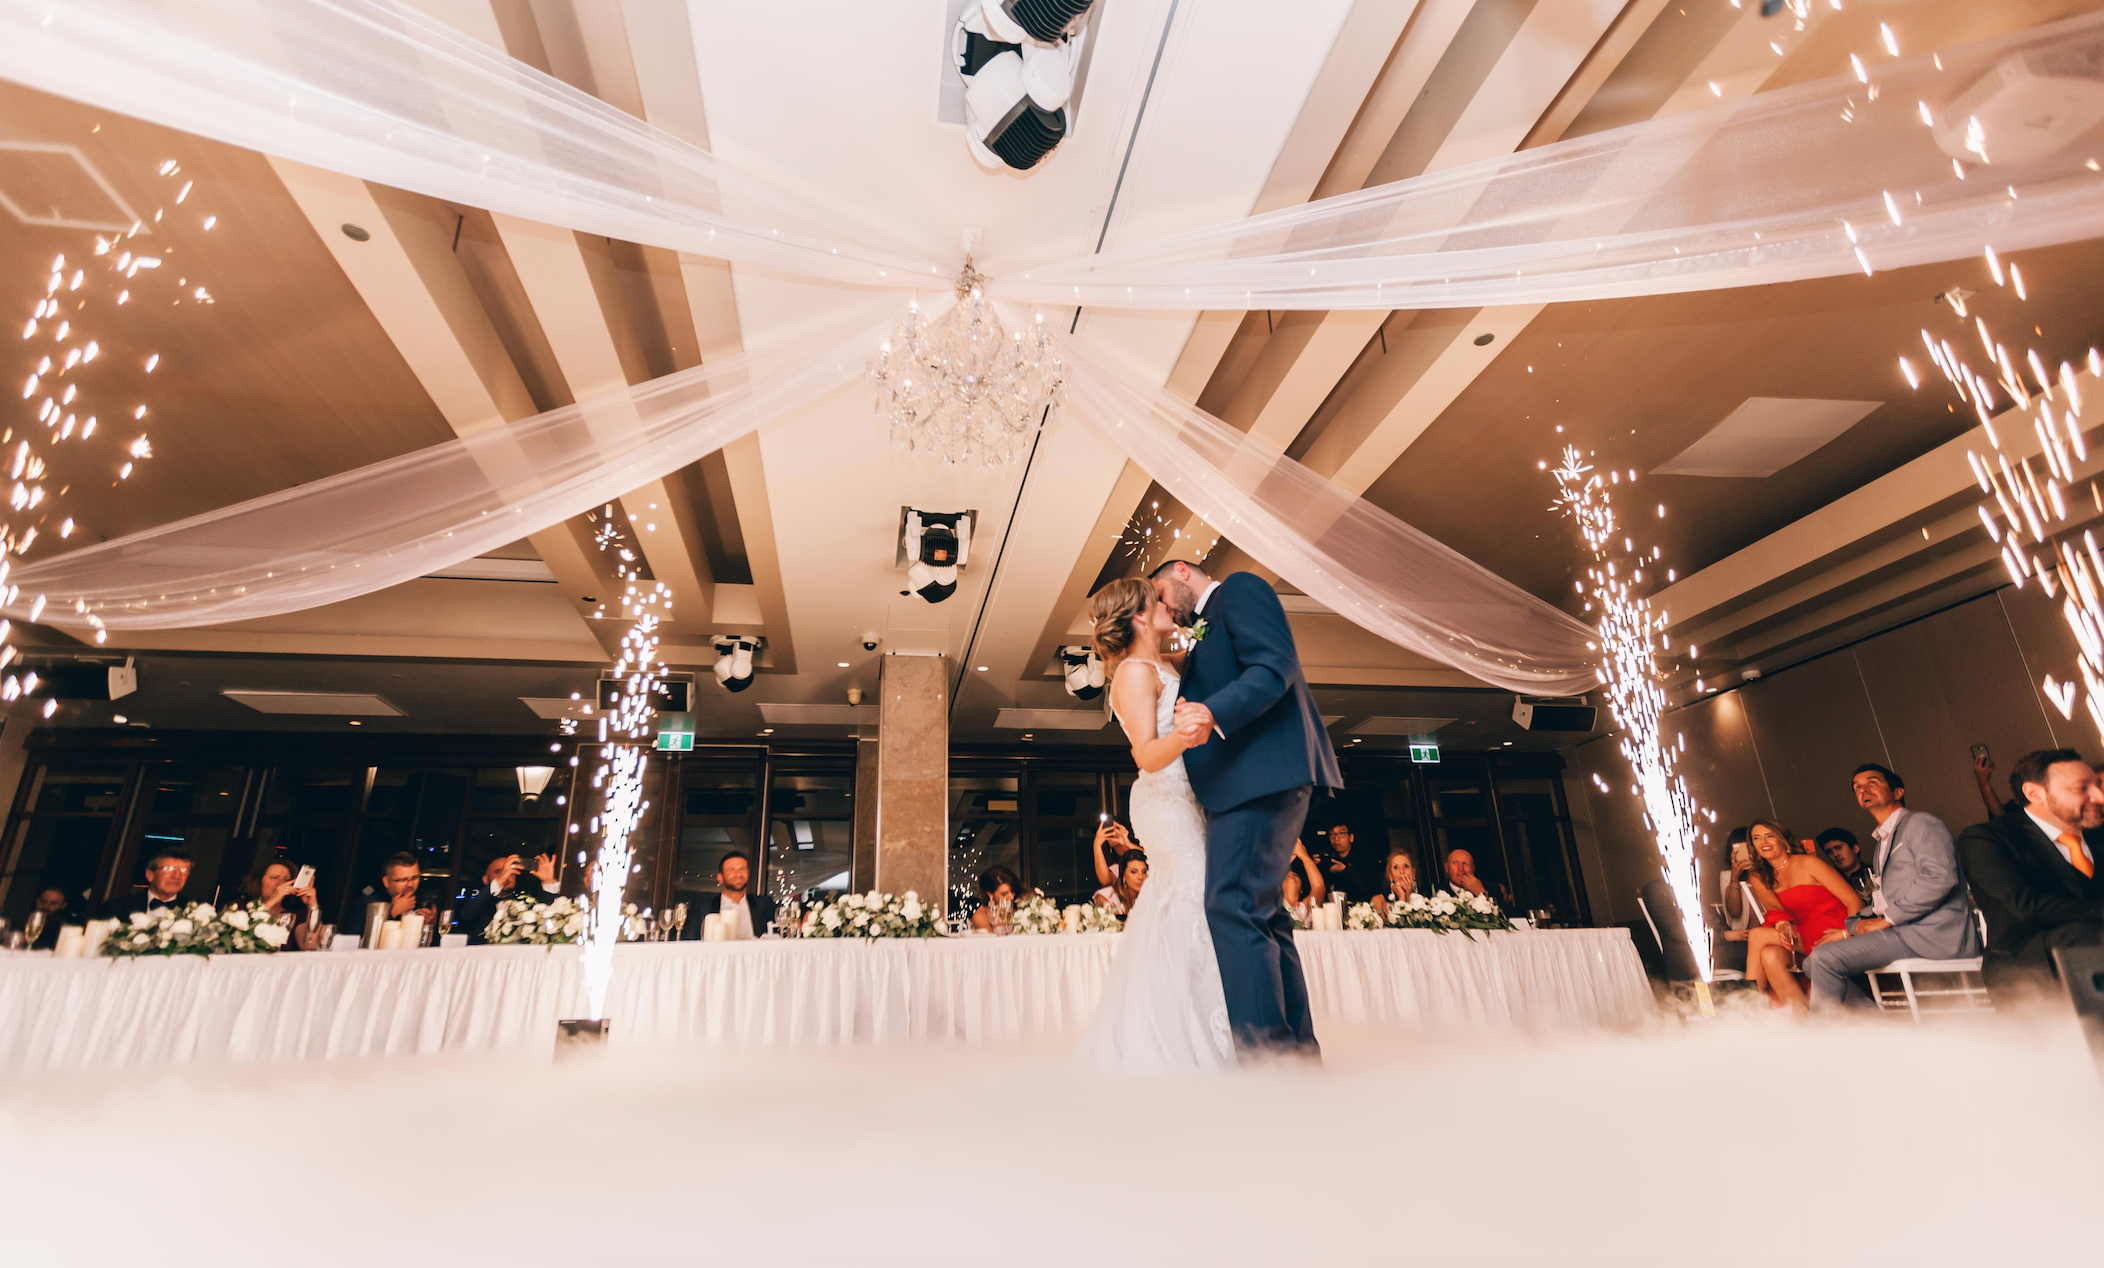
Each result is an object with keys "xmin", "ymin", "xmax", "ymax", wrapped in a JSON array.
[
  {"xmin": 851, "ymin": 737, "xmax": 879, "ymax": 893},
  {"xmin": 875, "ymin": 654, "xmax": 948, "ymax": 909}
]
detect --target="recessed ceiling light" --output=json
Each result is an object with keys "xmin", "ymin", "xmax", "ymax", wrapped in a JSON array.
[
  {"xmin": 976, "ymin": 665, "xmax": 988, "ymax": 671},
  {"xmin": 348, "ymin": 720, "xmax": 362, "ymax": 726},
  {"xmin": 837, "ymin": 662, "xmax": 850, "ymax": 668},
  {"xmin": 761, "ymin": 727, "xmax": 774, "ymax": 734},
  {"xmin": 112, "ymin": 714, "xmax": 127, "ymax": 724},
  {"xmin": 1022, "ymin": 733, "xmax": 1034, "ymax": 741}
]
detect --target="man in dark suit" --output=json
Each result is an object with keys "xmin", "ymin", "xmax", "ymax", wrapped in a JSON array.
[
  {"xmin": 1956, "ymin": 748, "xmax": 2104, "ymax": 1002},
  {"xmin": 1153, "ymin": 560, "xmax": 1342, "ymax": 1058},
  {"xmin": 456, "ymin": 852, "xmax": 561, "ymax": 944},
  {"xmin": 105, "ymin": 844, "xmax": 195, "ymax": 918},
  {"xmin": 679, "ymin": 851, "xmax": 777, "ymax": 939}
]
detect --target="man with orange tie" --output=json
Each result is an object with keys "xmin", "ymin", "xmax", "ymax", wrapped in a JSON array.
[{"xmin": 1958, "ymin": 749, "xmax": 2104, "ymax": 1004}]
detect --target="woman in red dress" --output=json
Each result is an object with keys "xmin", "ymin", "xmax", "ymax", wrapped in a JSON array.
[{"xmin": 1725, "ymin": 818, "xmax": 1861, "ymax": 1013}]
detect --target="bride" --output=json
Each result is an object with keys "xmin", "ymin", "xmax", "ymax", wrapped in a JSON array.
[{"xmin": 1083, "ymin": 578, "xmax": 1233, "ymax": 1071}]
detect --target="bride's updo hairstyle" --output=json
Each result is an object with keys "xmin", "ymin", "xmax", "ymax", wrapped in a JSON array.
[{"xmin": 1089, "ymin": 578, "xmax": 1154, "ymax": 666}]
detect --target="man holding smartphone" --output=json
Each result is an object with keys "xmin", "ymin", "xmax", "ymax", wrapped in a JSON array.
[{"xmin": 354, "ymin": 852, "xmax": 439, "ymax": 927}]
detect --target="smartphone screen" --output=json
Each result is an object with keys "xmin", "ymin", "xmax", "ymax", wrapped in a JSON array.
[
  {"xmin": 292, "ymin": 864, "xmax": 315, "ymax": 890},
  {"xmin": 1969, "ymin": 743, "xmax": 1990, "ymax": 761}
]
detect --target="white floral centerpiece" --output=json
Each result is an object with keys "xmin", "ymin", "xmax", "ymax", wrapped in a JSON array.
[
  {"xmin": 1348, "ymin": 887, "xmax": 1512, "ymax": 934},
  {"xmin": 101, "ymin": 902, "xmax": 289, "ymax": 956},
  {"xmin": 1010, "ymin": 893, "xmax": 1063, "ymax": 935},
  {"xmin": 1073, "ymin": 901, "xmax": 1124, "ymax": 933},
  {"xmin": 486, "ymin": 895, "xmax": 589, "ymax": 945},
  {"xmin": 801, "ymin": 890, "xmax": 945, "ymax": 938}
]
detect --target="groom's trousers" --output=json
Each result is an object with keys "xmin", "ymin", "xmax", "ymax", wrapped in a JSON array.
[{"xmin": 1204, "ymin": 784, "xmax": 1318, "ymax": 1057}]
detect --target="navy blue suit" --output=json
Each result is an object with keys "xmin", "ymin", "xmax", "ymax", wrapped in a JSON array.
[{"xmin": 1178, "ymin": 572, "xmax": 1342, "ymax": 1056}]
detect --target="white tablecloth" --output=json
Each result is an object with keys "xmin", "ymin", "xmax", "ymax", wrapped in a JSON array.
[{"xmin": 0, "ymin": 928, "xmax": 1649, "ymax": 1069}]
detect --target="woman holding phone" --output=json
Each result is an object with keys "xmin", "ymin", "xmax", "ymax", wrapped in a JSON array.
[{"xmin": 246, "ymin": 859, "xmax": 324, "ymax": 950}]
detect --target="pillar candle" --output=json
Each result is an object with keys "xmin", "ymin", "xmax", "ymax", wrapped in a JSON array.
[
  {"xmin": 398, "ymin": 913, "xmax": 424, "ymax": 949},
  {"xmin": 53, "ymin": 925, "xmax": 86, "ymax": 958},
  {"xmin": 1062, "ymin": 905, "xmax": 1084, "ymax": 934},
  {"xmin": 83, "ymin": 919, "xmax": 113, "ymax": 957},
  {"xmin": 701, "ymin": 913, "xmax": 723, "ymax": 943},
  {"xmin": 379, "ymin": 920, "xmax": 403, "ymax": 950}
]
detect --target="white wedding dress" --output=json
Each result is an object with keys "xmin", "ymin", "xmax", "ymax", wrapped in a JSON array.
[{"xmin": 1086, "ymin": 659, "xmax": 1234, "ymax": 1071}]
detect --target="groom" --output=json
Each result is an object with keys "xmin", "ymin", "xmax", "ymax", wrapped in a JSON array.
[{"xmin": 1153, "ymin": 559, "xmax": 1341, "ymax": 1058}]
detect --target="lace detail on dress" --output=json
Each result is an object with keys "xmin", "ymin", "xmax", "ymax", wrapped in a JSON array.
[{"xmin": 1088, "ymin": 660, "xmax": 1233, "ymax": 1070}]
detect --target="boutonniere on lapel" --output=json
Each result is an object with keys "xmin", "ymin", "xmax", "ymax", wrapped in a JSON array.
[{"xmin": 1187, "ymin": 618, "xmax": 1210, "ymax": 645}]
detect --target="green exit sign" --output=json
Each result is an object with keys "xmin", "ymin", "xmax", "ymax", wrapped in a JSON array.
[
  {"xmin": 655, "ymin": 731, "xmax": 694, "ymax": 752},
  {"xmin": 1408, "ymin": 741, "xmax": 1440, "ymax": 764}
]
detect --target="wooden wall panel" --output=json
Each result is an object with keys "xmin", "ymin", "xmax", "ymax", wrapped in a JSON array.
[
  {"xmin": 1735, "ymin": 650, "xmax": 1887, "ymax": 843},
  {"xmin": 1995, "ymin": 589, "xmax": 2090, "ymax": 751},
  {"xmin": 1854, "ymin": 597, "xmax": 2056, "ymax": 832}
]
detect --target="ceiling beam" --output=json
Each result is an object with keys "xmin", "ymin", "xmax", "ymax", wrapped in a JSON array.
[
  {"xmin": 1022, "ymin": 0, "xmax": 1432, "ymax": 673},
  {"xmin": 259, "ymin": 156, "xmax": 621, "ymax": 660}
]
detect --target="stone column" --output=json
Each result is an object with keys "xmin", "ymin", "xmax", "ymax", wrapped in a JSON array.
[
  {"xmin": 875, "ymin": 654, "xmax": 948, "ymax": 908},
  {"xmin": 851, "ymin": 737, "xmax": 879, "ymax": 893}
]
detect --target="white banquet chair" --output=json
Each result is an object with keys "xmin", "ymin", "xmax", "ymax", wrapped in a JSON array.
[{"xmin": 1864, "ymin": 908, "xmax": 1992, "ymax": 1022}]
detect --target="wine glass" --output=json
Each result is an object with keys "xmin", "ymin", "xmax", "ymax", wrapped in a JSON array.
[
  {"xmin": 657, "ymin": 907, "xmax": 678, "ymax": 941},
  {"xmin": 991, "ymin": 893, "xmax": 1014, "ymax": 936},
  {"xmin": 21, "ymin": 910, "xmax": 46, "ymax": 950},
  {"xmin": 672, "ymin": 902, "xmax": 689, "ymax": 939}
]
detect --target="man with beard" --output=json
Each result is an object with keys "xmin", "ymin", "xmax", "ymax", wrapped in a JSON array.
[{"xmin": 1957, "ymin": 749, "xmax": 2104, "ymax": 1002}]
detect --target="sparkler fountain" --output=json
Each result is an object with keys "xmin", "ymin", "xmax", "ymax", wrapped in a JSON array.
[
  {"xmin": 1552, "ymin": 449, "xmax": 1714, "ymax": 1008},
  {"xmin": 569, "ymin": 507, "xmax": 672, "ymax": 1039}
]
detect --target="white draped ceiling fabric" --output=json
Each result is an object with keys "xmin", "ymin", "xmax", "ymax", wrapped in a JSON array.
[{"xmin": 4, "ymin": 1, "xmax": 2104, "ymax": 696}]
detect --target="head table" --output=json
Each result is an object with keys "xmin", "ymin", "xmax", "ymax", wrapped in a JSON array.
[{"xmin": 0, "ymin": 928, "xmax": 1650, "ymax": 1069}]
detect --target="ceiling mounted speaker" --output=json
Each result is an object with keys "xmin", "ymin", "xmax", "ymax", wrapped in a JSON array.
[{"xmin": 981, "ymin": 0, "xmax": 1095, "ymax": 45}]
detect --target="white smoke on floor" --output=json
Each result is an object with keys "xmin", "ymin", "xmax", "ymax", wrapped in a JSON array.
[{"xmin": 0, "ymin": 1013, "xmax": 2097, "ymax": 1265}]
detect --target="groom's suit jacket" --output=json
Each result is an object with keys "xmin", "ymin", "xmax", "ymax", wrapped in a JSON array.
[{"xmin": 1178, "ymin": 572, "xmax": 1342, "ymax": 814}]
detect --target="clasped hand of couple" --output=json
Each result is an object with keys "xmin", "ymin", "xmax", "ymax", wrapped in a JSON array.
[{"xmin": 1170, "ymin": 699, "xmax": 1214, "ymax": 748}]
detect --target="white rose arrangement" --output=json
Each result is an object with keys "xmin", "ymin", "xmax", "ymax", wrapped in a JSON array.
[
  {"xmin": 101, "ymin": 902, "xmax": 290, "ymax": 957},
  {"xmin": 485, "ymin": 895, "xmax": 589, "ymax": 945},
  {"xmin": 1347, "ymin": 887, "xmax": 1512, "ymax": 935},
  {"xmin": 800, "ymin": 890, "xmax": 946, "ymax": 939},
  {"xmin": 1073, "ymin": 901, "xmax": 1124, "ymax": 933},
  {"xmin": 1009, "ymin": 893, "xmax": 1063, "ymax": 935}
]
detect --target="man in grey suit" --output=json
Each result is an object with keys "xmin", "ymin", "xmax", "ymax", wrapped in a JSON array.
[{"xmin": 1804, "ymin": 763, "xmax": 1980, "ymax": 1011}]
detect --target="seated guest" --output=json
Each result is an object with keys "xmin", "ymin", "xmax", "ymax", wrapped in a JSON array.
[
  {"xmin": 970, "ymin": 866, "xmax": 1026, "ymax": 933},
  {"xmin": 1370, "ymin": 850, "xmax": 1420, "ymax": 918},
  {"xmin": 1956, "ymin": 748, "xmax": 2104, "ymax": 1001},
  {"xmin": 244, "ymin": 860, "xmax": 324, "ymax": 950},
  {"xmin": 1314, "ymin": 823, "xmax": 1386, "ymax": 906},
  {"xmin": 1090, "ymin": 818, "xmax": 1137, "ymax": 891},
  {"xmin": 456, "ymin": 852, "xmax": 560, "ymax": 944},
  {"xmin": 1815, "ymin": 828, "xmax": 1875, "ymax": 908},
  {"xmin": 1093, "ymin": 851, "xmax": 1148, "ymax": 917},
  {"xmin": 1281, "ymin": 838, "xmax": 1326, "ymax": 915},
  {"xmin": 1724, "ymin": 819, "xmax": 1859, "ymax": 1014},
  {"xmin": 355, "ymin": 852, "xmax": 439, "ymax": 926},
  {"xmin": 681, "ymin": 851, "xmax": 776, "ymax": 939},
  {"xmin": 1804, "ymin": 764, "xmax": 1979, "ymax": 1011},
  {"xmin": 106, "ymin": 845, "xmax": 194, "ymax": 918},
  {"xmin": 1445, "ymin": 849, "xmax": 1509, "ymax": 909},
  {"xmin": 29, "ymin": 886, "xmax": 73, "ymax": 949}
]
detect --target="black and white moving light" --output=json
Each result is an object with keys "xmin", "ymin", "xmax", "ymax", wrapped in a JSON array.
[
  {"xmin": 1058, "ymin": 645, "xmax": 1105, "ymax": 700},
  {"xmin": 954, "ymin": 0, "xmax": 1096, "ymax": 172},
  {"xmin": 712, "ymin": 635, "xmax": 761, "ymax": 693},
  {"xmin": 904, "ymin": 510, "xmax": 972, "ymax": 604}
]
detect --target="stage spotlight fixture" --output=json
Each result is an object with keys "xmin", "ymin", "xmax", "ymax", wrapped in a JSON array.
[
  {"xmin": 902, "ymin": 509, "xmax": 972, "ymax": 604},
  {"xmin": 712, "ymin": 635, "xmax": 761, "ymax": 694},
  {"xmin": 1058, "ymin": 645, "xmax": 1105, "ymax": 701},
  {"xmin": 954, "ymin": 0, "xmax": 1096, "ymax": 172}
]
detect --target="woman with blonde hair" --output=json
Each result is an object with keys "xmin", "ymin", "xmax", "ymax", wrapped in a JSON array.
[
  {"xmin": 1723, "ymin": 817, "xmax": 1859, "ymax": 1013},
  {"xmin": 1081, "ymin": 577, "xmax": 1232, "ymax": 1070}
]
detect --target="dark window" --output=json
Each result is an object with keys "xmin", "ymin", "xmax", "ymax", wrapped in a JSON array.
[
  {"xmin": 767, "ymin": 769, "xmax": 853, "ymax": 903},
  {"xmin": 950, "ymin": 773, "xmax": 1020, "ymax": 911},
  {"xmin": 254, "ymin": 767, "xmax": 361, "ymax": 926},
  {"xmin": 2, "ymin": 762, "xmax": 128, "ymax": 919},
  {"xmin": 673, "ymin": 759, "xmax": 762, "ymax": 912},
  {"xmin": 1028, "ymin": 770, "xmax": 1102, "ymax": 906},
  {"xmin": 1496, "ymin": 773, "xmax": 1585, "ymax": 926}
]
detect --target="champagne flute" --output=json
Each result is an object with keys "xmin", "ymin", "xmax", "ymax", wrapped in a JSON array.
[
  {"xmin": 21, "ymin": 910, "xmax": 46, "ymax": 950},
  {"xmin": 673, "ymin": 902, "xmax": 689, "ymax": 939}
]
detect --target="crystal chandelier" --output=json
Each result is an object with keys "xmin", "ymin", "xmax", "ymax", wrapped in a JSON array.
[{"xmin": 868, "ymin": 261, "xmax": 1065, "ymax": 468}]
